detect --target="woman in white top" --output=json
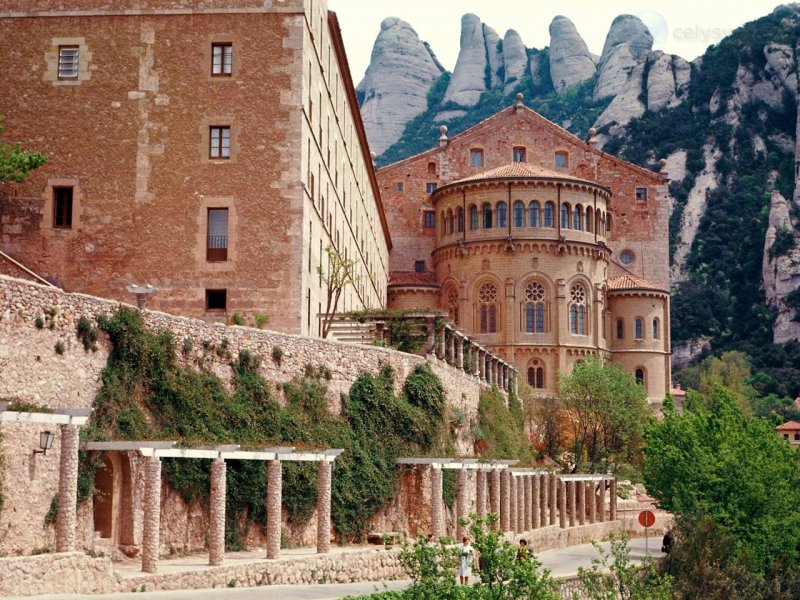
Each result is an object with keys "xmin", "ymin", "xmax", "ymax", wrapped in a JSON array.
[{"xmin": 458, "ymin": 536, "xmax": 473, "ymax": 585}]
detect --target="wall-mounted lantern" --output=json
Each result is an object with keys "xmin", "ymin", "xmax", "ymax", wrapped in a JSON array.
[{"xmin": 33, "ymin": 430, "xmax": 55, "ymax": 455}]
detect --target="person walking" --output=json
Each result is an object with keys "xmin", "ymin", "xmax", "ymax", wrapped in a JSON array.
[{"xmin": 459, "ymin": 536, "xmax": 474, "ymax": 585}]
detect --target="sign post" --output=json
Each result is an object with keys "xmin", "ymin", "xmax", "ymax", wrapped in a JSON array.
[{"xmin": 638, "ymin": 510, "xmax": 656, "ymax": 555}]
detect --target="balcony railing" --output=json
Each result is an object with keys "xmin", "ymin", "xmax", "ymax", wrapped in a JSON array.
[{"xmin": 206, "ymin": 235, "xmax": 228, "ymax": 262}]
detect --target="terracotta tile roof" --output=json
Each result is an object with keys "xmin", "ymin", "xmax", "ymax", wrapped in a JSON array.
[
  {"xmin": 776, "ymin": 420, "xmax": 800, "ymax": 431},
  {"xmin": 606, "ymin": 274, "xmax": 667, "ymax": 293},
  {"xmin": 388, "ymin": 271, "xmax": 439, "ymax": 287},
  {"xmin": 452, "ymin": 162, "xmax": 600, "ymax": 186}
]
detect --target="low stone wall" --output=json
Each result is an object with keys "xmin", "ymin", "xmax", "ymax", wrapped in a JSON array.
[{"xmin": 0, "ymin": 551, "xmax": 116, "ymax": 597}]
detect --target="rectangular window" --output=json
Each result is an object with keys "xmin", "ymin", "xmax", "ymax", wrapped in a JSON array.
[
  {"xmin": 395, "ymin": 182, "xmax": 404, "ymax": 192},
  {"xmin": 423, "ymin": 210, "xmax": 435, "ymax": 229},
  {"xmin": 206, "ymin": 208, "xmax": 228, "ymax": 262},
  {"xmin": 470, "ymin": 148, "xmax": 484, "ymax": 168},
  {"xmin": 636, "ymin": 187, "xmax": 648, "ymax": 202},
  {"xmin": 414, "ymin": 260, "xmax": 425, "ymax": 273},
  {"xmin": 211, "ymin": 43, "xmax": 233, "ymax": 76},
  {"xmin": 58, "ymin": 46, "xmax": 79, "ymax": 79},
  {"xmin": 425, "ymin": 182, "xmax": 438, "ymax": 194},
  {"xmin": 555, "ymin": 152, "xmax": 568, "ymax": 169},
  {"xmin": 795, "ymin": 433, "xmax": 800, "ymax": 441},
  {"xmin": 205, "ymin": 289, "xmax": 227, "ymax": 311},
  {"xmin": 513, "ymin": 146, "xmax": 526, "ymax": 162},
  {"xmin": 53, "ymin": 187, "xmax": 73, "ymax": 229},
  {"xmin": 209, "ymin": 126, "xmax": 231, "ymax": 159}
]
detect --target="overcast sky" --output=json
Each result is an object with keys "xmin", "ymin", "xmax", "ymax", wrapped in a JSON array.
[{"xmin": 329, "ymin": 0, "xmax": 784, "ymax": 85}]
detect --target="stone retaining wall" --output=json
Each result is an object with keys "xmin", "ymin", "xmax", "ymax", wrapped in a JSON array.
[
  {"xmin": 0, "ymin": 274, "xmax": 493, "ymax": 555},
  {"xmin": 0, "ymin": 552, "xmax": 116, "ymax": 597}
]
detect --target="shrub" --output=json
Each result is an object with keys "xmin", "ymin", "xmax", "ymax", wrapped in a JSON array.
[
  {"xmin": 253, "ymin": 313, "xmax": 269, "ymax": 329},
  {"xmin": 54, "ymin": 340, "xmax": 65, "ymax": 355},
  {"xmin": 230, "ymin": 312, "xmax": 245, "ymax": 326},
  {"xmin": 34, "ymin": 316, "xmax": 44, "ymax": 329},
  {"xmin": 271, "ymin": 345, "xmax": 284, "ymax": 366}
]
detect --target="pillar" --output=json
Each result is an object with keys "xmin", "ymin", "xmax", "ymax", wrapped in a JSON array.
[
  {"xmin": 426, "ymin": 317, "xmax": 436, "ymax": 355},
  {"xmin": 539, "ymin": 474, "xmax": 547, "ymax": 526},
  {"xmin": 456, "ymin": 468, "xmax": 468, "ymax": 540},
  {"xmin": 473, "ymin": 347, "xmax": 480, "ymax": 377},
  {"xmin": 524, "ymin": 475, "xmax": 532, "ymax": 532},
  {"xmin": 500, "ymin": 469, "xmax": 510, "ymax": 531},
  {"xmin": 532, "ymin": 474, "xmax": 540, "ymax": 529},
  {"xmin": 577, "ymin": 480, "xmax": 586, "ymax": 526},
  {"xmin": 491, "ymin": 360, "xmax": 497, "ymax": 386},
  {"xmin": 439, "ymin": 325, "xmax": 446, "ymax": 359},
  {"xmin": 548, "ymin": 473, "xmax": 557, "ymax": 526},
  {"xmin": 589, "ymin": 481, "xmax": 597, "ymax": 524},
  {"xmin": 457, "ymin": 337, "xmax": 464, "ymax": 369},
  {"xmin": 448, "ymin": 331, "xmax": 455, "ymax": 364},
  {"xmin": 610, "ymin": 478, "xmax": 618, "ymax": 521},
  {"xmin": 431, "ymin": 466, "xmax": 444, "ymax": 538},
  {"xmin": 490, "ymin": 468, "xmax": 501, "ymax": 529},
  {"xmin": 509, "ymin": 475, "xmax": 517, "ymax": 533},
  {"xmin": 316, "ymin": 460, "xmax": 332, "ymax": 553},
  {"xmin": 567, "ymin": 481, "xmax": 576, "ymax": 527},
  {"xmin": 558, "ymin": 479, "xmax": 567, "ymax": 529},
  {"xmin": 208, "ymin": 458, "xmax": 226, "ymax": 566},
  {"xmin": 266, "ymin": 459, "xmax": 282, "ymax": 559},
  {"xmin": 597, "ymin": 479, "xmax": 606, "ymax": 523},
  {"xmin": 476, "ymin": 470, "xmax": 487, "ymax": 517},
  {"xmin": 55, "ymin": 424, "xmax": 79, "ymax": 553},
  {"xmin": 516, "ymin": 476, "xmax": 525, "ymax": 532},
  {"xmin": 479, "ymin": 351, "xmax": 486, "ymax": 381},
  {"xmin": 504, "ymin": 366, "xmax": 509, "ymax": 391},
  {"xmin": 141, "ymin": 455, "xmax": 162, "ymax": 573}
]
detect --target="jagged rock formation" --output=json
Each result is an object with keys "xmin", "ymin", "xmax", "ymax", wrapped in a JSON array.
[
  {"xmin": 765, "ymin": 43, "xmax": 798, "ymax": 95},
  {"xmin": 503, "ymin": 29, "xmax": 528, "ymax": 94},
  {"xmin": 356, "ymin": 17, "xmax": 443, "ymax": 155},
  {"xmin": 594, "ymin": 15, "xmax": 653, "ymax": 99},
  {"xmin": 485, "ymin": 24, "xmax": 503, "ymax": 90},
  {"xmin": 646, "ymin": 51, "xmax": 692, "ymax": 112},
  {"xmin": 442, "ymin": 14, "xmax": 492, "ymax": 106},
  {"xmin": 763, "ymin": 191, "xmax": 800, "ymax": 343},
  {"xmin": 593, "ymin": 62, "xmax": 646, "ymax": 129},
  {"xmin": 548, "ymin": 16, "xmax": 597, "ymax": 92}
]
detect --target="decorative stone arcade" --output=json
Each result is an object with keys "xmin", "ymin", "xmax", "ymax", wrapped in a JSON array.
[
  {"xmin": 396, "ymin": 458, "xmax": 617, "ymax": 539},
  {"xmin": 0, "ymin": 405, "xmax": 93, "ymax": 553},
  {"xmin": 85, "ymin": 441, "xmax": 343, "ymax": 573}
]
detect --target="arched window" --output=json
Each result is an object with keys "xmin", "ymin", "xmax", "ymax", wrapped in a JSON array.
[
  {"xmin": 635, "ymin": 318, "xmax": 644, "ymax": 339},
  {"xmin": 457, "ymin": 207, "xmax": 464, "ymax": 233},
  {"xmin": 447, "ymin": 209, "xmax": 454, "ymax": 235},
  {"xmin": 607, "ymin": 213, "xmax": 613, "ymax": 234},
  {"xmin": 523, "ymin": 280, "xmax": 546, "ymax": 333},
  {"xmin": 653, "ymin": 317, "xmax": 660, "ymax": 339},
  {"xmin": 469, "ymin": 205, "xmax": 478, "ymax": 230},
  {"xmin": 482, "ymin": 203, "xmax": 493, "ymax": 229},
  {"xmin": 497, "ymin": 202, "xmax": 507, "ymax": 229},
  {"xmin": 513, "ymin": 201, "xmax": 525, "ymax": 227},
  {"xmin": 635, "ymin": 368, "xmax": 645, "ymax": 385},
  {"xmin": 440, "ymin": 211, "xmax": 446, "ymax": 235},
  {"xmin": 478, "ymin": 281, "xmax": 499, "ymax": 333},
  {"xmin": 569, "ymin": 283, "xmax": 587, "ymax": 334},
  {"xmin": 586, "ymin": 206, "xmax": 593, "ymax": 232},
  {"xmin": 573, "ymin": 205, "xmax": 582, "ymax": 230},
  {"xmin": 616, "ymin": 318, "xmax": 624, "ymax": 339},
  {"xmin": 544, "ymin": 202, "xmax": 555, "ymax": 227},
  {"xmin": 529, "ymin": 201, "xmax": 540, "ymax": 227},
  {"xmin": 527, "ymin": 361, "xmax": 545, "ymax": 389},
  {"xmin": 560, "ymin": 204, "xmax": 570, "ymax": 229},
  {"xmin": 443, "ymin": 285, "xmax": 459, "ymax": 325}
]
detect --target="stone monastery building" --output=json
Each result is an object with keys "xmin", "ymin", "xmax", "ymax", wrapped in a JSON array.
[{"xmin": 0, "ymin": 0, "xmax": 670, "ymax": 399}]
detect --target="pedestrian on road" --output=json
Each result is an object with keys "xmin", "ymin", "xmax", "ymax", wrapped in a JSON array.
[{"xmin": 459, "ymin": 536, "xmax": 474, "ymax": 585}]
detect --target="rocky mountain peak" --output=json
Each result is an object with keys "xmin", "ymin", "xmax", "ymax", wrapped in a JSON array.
[
  {"xmin": 594, "ymin": 14, "xmax": 653, "ymax": 99},
  {"xmin": 356, "ymin": 16, "xmax": 444, "ymax": 156},
  {"xmin": 548, "ymin": 15, "xmax": 597, "ymax": 92},
  {"xmin": 441, "ymin": 13, "xmax": 495, "ymax": 107}
]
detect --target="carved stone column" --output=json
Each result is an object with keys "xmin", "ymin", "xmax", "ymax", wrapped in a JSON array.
[
  {"xmin": 610, "ymin": 478, "xmax": 618, "ymax": 521},
  {"xmin": 316, "ymin": 460, "xmax": 332, "ymax": 553},
  {"xmin": 567, "ymin": 480, "xmax": 576, "ymax": 527},
  {"xmin": 500, "ymin": 469, "xmax": 510, "ymax": 531},
  {"xmin": 208, "ymin": 458, "xmax": 226, "ymax": 566},
  {"xmin": 524, "ymin": 475, "xmax": 532, "ymax": 531},
  {"xmin": 431, "ymin": 466, "xmax": 444, "ymax": 538},
  {"xmin": 479, "ymin": 350, "xmax": 486, "ymax": 381},
  {"xmin": 141, "ymin": 456, "xmax": 162, "ymax": 573},
  {"xmin": 490, "ymin": 468, "xmax": 501, "ymax": 529},
  {"xmin": 589, "ymin": 481, "xmax": 597, "ymax": 524},
  {"xmin": 532, "ymin": 474, "xmax": 540, "ymax": 529},
  {"xmin": 549, "ymin": 473, "xmax": 557, "ymax": 526},
  {"xmin": 577, "ymin": 480, "xmax": 586, "ymax": 526},
  {"xmin": 516, "ymin": 476, "xmax": 525, "ymax": 532},
  {"xmin": 509, "ymin": 475, "xmax": 517, "ymax": 533},
  {"xmin": 597, "ymin": 479, "xmax": 606, "ymax": 523},
  {"xmin": 476, "ymin": 470, "xmax": 487, "ymax": 517},
  {"xmin": 266, "ymin": 459, "xmax": 282, "ymax": 559},
  {"xmin": 457, "ymin": 337, "xmax": 464, "ymax": 369},
  {"xmin": 56, "ymin": 424, "xmax": 79, "ymax": 553},
  {"xmin": 456, "ymin": 468, "xmax": 468, "ymax": 540},
  {"xmin": 448, "ymin": 331, "xmax": 456, "ymax": 364},
  {"xmin": 439, "ymin": 325, "xmax": 447, "ymax": 359},
  {"xmin": 558, "ymin": 479, "xmax": 567, "ymax": 529}
]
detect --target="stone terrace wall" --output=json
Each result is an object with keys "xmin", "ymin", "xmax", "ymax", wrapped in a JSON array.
[
  {"xmin": 0, "ymin": 552, "xmax": 116, "ymax": 596},
  {"xmin": 0, "ymin": 274, "xmax": 492, "ymax": 555}
]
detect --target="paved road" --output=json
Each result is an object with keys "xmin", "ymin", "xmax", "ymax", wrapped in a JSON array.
[{"xmin": 7, "ymin": 537, "xmax": 657, "ymax": 600}]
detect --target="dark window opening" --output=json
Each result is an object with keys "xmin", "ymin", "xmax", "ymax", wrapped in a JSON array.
[
  {"xmin": 206, "ymin": 208, "xmax": 228, "ymax": 261},
  {"xmin": 425, "ymin": 182, "xmax": 438, "ymax": 194},
  {"xmin": 206, "ymin": 289, "xmax": 227, "ymax": 311},
  {"xmin": 423, "ymin": 210, "xmax": 435, "ymax": 229},
  {"xmin": 513, "ymin": 146, "xmax": 526, "ymax": 162},
  {"xmin": 53, "ymin": 187, "xmax": 73, "ymax": 229},
  {"xmin": 414, "ymin": 260, "xmax": 425, "ymax": 273},
  {"xmin": 636, "ymin": 187, "xmax": 648, "ymax": 202},
  {"xmin": 427, "ymin": 161, "xmax": 436, "ymax": 174}
]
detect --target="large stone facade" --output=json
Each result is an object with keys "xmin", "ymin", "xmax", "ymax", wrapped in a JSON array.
[
  {"xmin": 0, "ymin": 0, "xmax": 389, "ymax": 337},
  {"xmin": 0, "ymin": 273, "xmax": 490, "ymax": 556},
  {"xmin": 377, "ymin": 100, "xmax": 671, "ymax": 398}
]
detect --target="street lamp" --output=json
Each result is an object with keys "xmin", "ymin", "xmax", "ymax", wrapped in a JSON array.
[{"xmin": 33, "ymin": 430, "xmax": 55, "ymax": 455}]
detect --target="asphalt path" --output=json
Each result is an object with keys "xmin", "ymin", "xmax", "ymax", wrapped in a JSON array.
[{"xmin": 6, "ymin": 537, "xmax": 657, "ymax": 600}]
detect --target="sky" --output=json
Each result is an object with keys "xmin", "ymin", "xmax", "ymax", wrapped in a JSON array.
[{"xmin": 328, "ymin": 0, "xmax": 785, "ymax": 84}]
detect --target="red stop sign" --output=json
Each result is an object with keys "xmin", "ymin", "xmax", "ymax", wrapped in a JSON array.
[{"xmin": 638, "ymin": 510, "xmax": 656, "ymax": 528}]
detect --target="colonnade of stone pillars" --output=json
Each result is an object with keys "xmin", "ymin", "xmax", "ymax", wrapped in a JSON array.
[{"xmin": 55, "ymin": 424, "xmax": 79, "ymax": 553}]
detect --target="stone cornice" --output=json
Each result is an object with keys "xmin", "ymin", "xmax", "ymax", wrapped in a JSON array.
[
  {"xmin": 432, "ymin": 238, "xmax": 610, "ymax": 263},
  {"xmin": 431, "ymin": 176, "xmax": 612, "ymax": 203}
]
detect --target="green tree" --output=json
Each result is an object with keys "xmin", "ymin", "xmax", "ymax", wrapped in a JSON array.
[
  {"xmin": 0, "ymin": 115, "xmax": 48, "ymax": 183},
  {"xmin": 317, "ymin": 245, "xmax": 359, "ymax": 339},
  {"xmin": 557, "ymin": 357, "xmax": 649, "ymax": 471},
  {"xmin": 643, "ymin": 387, "xmax": 800, "ymax": 572}
]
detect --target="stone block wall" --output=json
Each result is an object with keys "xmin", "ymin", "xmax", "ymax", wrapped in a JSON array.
[{"xmin": 0, "ymin": 274, "xmax": 493, "ymax": 555}]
